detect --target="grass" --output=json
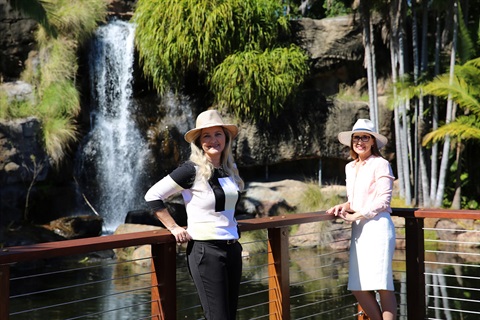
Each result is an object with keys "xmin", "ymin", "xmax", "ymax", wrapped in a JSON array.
[
  {"xmin": 0, "ymin": 92, "xmax": 34, "ymax": 119},
  {"xmin": 334, "ymin": 83, "xmax": 370, "ymax": 102},
  {"xmin": 3, "ymin": 0, "xmax": 108, "ymax": 165}
]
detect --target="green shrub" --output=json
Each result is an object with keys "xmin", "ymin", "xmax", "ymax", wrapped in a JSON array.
[{"xmin": 134, "ymin": 0, "xmax": 308, "ymax": 121}]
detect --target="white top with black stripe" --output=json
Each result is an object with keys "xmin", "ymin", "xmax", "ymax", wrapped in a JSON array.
[{"xmin": 144, "ymin": 161, "xmax": 240, "ymax": 240}]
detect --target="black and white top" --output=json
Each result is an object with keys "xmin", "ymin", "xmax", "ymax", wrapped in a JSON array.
[{"xmin": 144, "ymin": 161, "xmax": 241, "ymax": 240}]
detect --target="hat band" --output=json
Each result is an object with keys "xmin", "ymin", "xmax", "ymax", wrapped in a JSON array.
[{"xmin": 353, "ymin": 128, "xmax": 374, "ymax": 133}]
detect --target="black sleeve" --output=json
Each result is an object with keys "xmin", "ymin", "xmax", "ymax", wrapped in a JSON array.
[{"xmin": 169, "ymin": 161, "xmax": 196, "ymax": 189}]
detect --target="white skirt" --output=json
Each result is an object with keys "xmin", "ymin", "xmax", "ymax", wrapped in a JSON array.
[{"xmin": 347, "ymin": 211, "xmax": 395, "ymax": 291}]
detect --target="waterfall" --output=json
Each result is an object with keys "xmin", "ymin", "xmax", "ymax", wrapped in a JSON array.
[{"xmin": 77, "ymin": 19, "xmax": 147, "ymax": 231}]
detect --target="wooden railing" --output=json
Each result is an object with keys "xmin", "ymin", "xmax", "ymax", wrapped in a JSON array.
[{"xmin": 1, "ymin": 208, "xmax": 480, "ymax": 319}]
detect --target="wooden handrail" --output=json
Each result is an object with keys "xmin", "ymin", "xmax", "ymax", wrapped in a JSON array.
[
  {"xmin": 0, "ymin": 229, "xmax": 172, "ymax": 264},
  {"xmin": 0, "ymin": 211, "xmax": 334, "ymax": 320},
  {"xmin": 4, "ymin": 208, "xmax": 480, "ymax": 265},
  {"xmin": 0, "ymin": 212, "xmax": 334, "ymax": 264}
]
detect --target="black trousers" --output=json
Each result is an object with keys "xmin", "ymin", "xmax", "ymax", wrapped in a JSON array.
[{"xmin": 186, "ymin": 240, "xmax": 243, "ymax": 320}]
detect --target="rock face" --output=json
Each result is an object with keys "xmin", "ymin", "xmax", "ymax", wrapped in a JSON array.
[
  {"xmin": 0, "ymin": 1, "xmax": 37, "ymax": 80},
  {"xmin": 292, "ymin": 17, "xmax": 365, "ymax": 94},
  {"xmin": 0, "ymin": 117, "xmax": 49, "ymax": 225}
]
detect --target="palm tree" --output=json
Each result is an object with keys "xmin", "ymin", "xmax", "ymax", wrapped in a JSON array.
[
  {"xmin": 421, "ymin": 56, "xmax": 480, "ymax": 208},
  {"xmin": 419, "ymin": 0, "xmax": 480, "ymax": 208}
]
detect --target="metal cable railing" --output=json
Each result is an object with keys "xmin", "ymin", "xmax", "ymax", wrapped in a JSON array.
[
  {"xmin": 9, "ymin": 255, "xmax": 155, "ymax": 319},
  {"xmin": 423, "ymin": 221, "xmax": 480, "ymax": 320},
  {"xmin": 6, "ymin": 220, "xmax": 407, "ymax": 319}
]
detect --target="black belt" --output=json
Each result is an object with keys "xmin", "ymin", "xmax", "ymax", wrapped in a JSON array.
[{"xmin": 195, "ymin": 239, "xmax": 238, "ymax": 245}]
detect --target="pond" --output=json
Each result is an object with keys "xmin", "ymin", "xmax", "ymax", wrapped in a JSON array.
[{"xmin": 8, "ymin": 246, "xmax": 480, "ymax": 319}]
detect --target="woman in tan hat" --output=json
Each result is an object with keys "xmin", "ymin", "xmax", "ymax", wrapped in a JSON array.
[
  {"xmin": 145, "ymin": 109, "xmax": 244, "ymax": 320},
  {"xmin": 326, "ymin": 119, "xmax": 397, "ymax": 320}
]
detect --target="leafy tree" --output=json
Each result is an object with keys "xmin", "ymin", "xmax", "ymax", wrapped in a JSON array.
[
  {"xmin": 210, "ymin": 46, "xmax": 308, "ymax": 119},
  {"xmin": 133, "ymin": 0, "xmax": 309, "ymax": 120}
]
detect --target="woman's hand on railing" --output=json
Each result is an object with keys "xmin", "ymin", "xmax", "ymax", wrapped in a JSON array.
[
  {"xmin": 169, "ymin": 225, "xmax": 191, "ymax": 244},
  {"xmin": 326, "ymin": 204, "xmax": 347, "ymax": 219}
]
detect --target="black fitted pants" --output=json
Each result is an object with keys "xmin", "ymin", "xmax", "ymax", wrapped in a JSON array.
[{"xmin": 186, "ymin": 240, "xmax": 243, "ymax": 320}]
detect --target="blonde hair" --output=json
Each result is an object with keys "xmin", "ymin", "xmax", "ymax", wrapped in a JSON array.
[{"xmin": 188, "ymin": 128, "xmax": 244, "ymax": 190}]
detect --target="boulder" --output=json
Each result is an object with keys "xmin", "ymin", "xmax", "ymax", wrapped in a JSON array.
[
  {"xmin": 44, "ymin": 215, "xmax": 104, "ymax": 239},
  {"xmin": 112, "ymin": 223, "xmax": 166, "ymax": 266}
]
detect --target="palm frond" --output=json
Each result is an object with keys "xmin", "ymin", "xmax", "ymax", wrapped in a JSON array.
[
  {"xmin": 422, "ymin": 74, "xmax": 480, "ymax": 115},
  {"xmin": 457, "ymin": 2, "xmax": 475, "ymax": 63},
  {"xmin": 422, "ymin": 115, "xmax": 480, "ymax": 145},
  {"xmin": 465, "ymin": 56, "xmax": 480, "ymax": 69},
  {"xmin": 455, "ymin": 63, "xmax": 480, "ymax": 89}
]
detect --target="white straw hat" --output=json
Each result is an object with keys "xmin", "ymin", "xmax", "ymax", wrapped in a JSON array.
[
  {"xmin": 184, "ymin": 110, "xmax": 239, "ymax": 143},
  {"xmin": 337, "ymin": 119, "xmax": 388, "ymax": 149}
]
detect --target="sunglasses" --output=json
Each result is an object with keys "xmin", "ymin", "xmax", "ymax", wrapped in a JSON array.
[{"xmin": 352, "ymin": 135, "xmax": 372, "ymax": 143}]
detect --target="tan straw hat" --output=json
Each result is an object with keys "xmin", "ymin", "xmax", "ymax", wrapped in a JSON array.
[
  {"xmin": 184, "ymin": 110, "xmax": 239, "ymax": 143},
  {"xmin": 337, "ymin": 118, "xmax": 388, "ymax": 149}
]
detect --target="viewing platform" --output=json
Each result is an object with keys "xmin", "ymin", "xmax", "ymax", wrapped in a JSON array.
[{"xmin": 1, "ymin": 208, "xmax": 480, "ymax": 319}]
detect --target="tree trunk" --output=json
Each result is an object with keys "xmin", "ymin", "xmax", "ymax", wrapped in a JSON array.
[
  {"xmin": 429, "ymin": 11, "xmax": 442, "ymax": 205},
  {"xmin": 390, "ymin": 0, "xmax": 412, "ymax": 205},
  {"xmin": 389, "ymin": 0, "xmax": 406, "ymax": 201},
  {"xmin": 418, "ymin": 0, "xmax": 431, "ymax": 207},
  {"xmin": 360, "ymin": 0, "xmax": 378, "ymax": 129},
  {"xmin": 412, "ymin": 5, "xmax": 420, "ymax": 205},
  {"xmin": 435, "ymin": 0, "xmax": 458, "ymax": 207},
  {"xmin": 451, "ymin": 141, "xmax": 463, "ymax": 209}
]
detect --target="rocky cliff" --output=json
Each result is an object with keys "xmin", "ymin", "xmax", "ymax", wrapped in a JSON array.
[{"xmin": 0, "ymin": 7, "xmax": 393, "ymax": 225}]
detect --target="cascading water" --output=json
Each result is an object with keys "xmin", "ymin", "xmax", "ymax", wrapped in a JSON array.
[{"xmin": 77, "ymin": 19, "xmax": 148, "ymax": 231}]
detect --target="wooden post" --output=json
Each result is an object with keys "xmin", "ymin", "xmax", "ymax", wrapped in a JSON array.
[
  {"xmin": 405, "ymin": 216, "xmax": 425, "ymax": 320},
  {"xmin": 0, "ymin": 264, "xmax": 10, "ymax": 319},
  {"xmin": 268, "ymin": 227, "xmax": 290, "ymax": 320},
  {"xmin": 151, "ymin": 242, "xmax": 177, "ymax": 319},
  {"xmin": 358, "ymin": 304, "xmax": 370, "ymax": 319}
]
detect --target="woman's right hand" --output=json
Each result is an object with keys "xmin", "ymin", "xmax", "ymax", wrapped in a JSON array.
[
  {"xmin": 170, "ymin": 225, "xmax": 191, "ymax": 244},
  {"xmin": 326, "ymin": 205, "xmax": 347, "ymax": 218}
]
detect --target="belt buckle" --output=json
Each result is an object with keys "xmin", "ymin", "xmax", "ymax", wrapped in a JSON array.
[{"xmin": 226, "ymin": 239, "xmax": 236, "ymax": 245}]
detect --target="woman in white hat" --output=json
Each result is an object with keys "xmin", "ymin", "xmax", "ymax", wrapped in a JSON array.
[
  {"xmin": 327, "ymin": 119, "xmax": 397, "ymax": 320},
  {"xmin": 145, "ymin": 109, "xmax": 244, "ymax": 320}
]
